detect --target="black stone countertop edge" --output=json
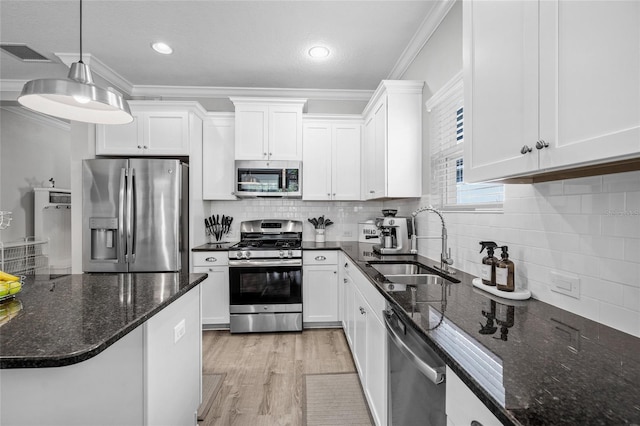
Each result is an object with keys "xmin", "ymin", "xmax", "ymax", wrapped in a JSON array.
[{"xmin": 0, "ymin": 273, "xmax": 207, "ymax": 369}]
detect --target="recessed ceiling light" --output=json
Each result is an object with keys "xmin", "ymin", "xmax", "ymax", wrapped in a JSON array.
[
  {"xmin": 308, "ymin": 46, "xmax": 330, "ymax": 59},
  {"xmin": 151, "ymin": 42, "xmax": 173, "ymax": 55}
]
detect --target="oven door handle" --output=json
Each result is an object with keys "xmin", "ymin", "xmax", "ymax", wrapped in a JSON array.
[
  {"xmin": 229, "ymin": 259, "xmax": 302, "ymax": 267},
  {"xmin": 384, "ymin": 310, "xmax": 445, "ymax": 385}
]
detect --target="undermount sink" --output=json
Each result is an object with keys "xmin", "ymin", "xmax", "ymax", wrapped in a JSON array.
[{"xmin": 368, "ymin": 261, "xmax": 460, "ymax": 285}]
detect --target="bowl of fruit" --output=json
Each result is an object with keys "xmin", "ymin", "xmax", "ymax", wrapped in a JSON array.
[{"xmin": 0, "ymin": 271, "xmax": 23, "ymax": 302}]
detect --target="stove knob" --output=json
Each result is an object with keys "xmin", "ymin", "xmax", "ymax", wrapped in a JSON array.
[
  {"xmin": 245, "ymin": 251, "xmax": 251, "ymax": 259},
  {"xmin": 279, "ymin": 250, "xmax": 285, "ymax": 258},
  {"xmin": 235, "ymin": 251, "xmax": 242, "ymax": 259},
  {"xmin": 288, "ymin": 249, "xmax": 293, "ymax": 258}
]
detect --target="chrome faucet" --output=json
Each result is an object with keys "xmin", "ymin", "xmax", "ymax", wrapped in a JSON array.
[{"xmin": 410, "ymin": 206, "xmax": 454, "ymax": 274}]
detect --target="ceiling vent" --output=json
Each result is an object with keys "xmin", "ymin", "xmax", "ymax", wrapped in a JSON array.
[{"xmin": 0, "ymin": 44, "xmax": 51, "ymax": 62}]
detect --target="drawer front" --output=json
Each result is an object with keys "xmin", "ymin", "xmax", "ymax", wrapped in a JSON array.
[
  {"xmin": 303, "ymin": 250, "xmax": 338, "ymax": 265},
  {"xmin": 193, "ymin": 251, "xmax": 229, "ymax": 267}
]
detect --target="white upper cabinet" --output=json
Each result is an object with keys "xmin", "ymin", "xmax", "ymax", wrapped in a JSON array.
[
  {"xmin": 96, "ymin": 101, "xmax": 204, "ymax": 156},
  {"xmin": 230, "ymin": 98, "xmax": 306, "ymax": 161},
  {"xmin": 464, "ymin": 0, "xmax": 640, "ymax": 183},
  {"xmin": 303, "ymin": 117, "xmax": 362, "ymax": 201},
  {"xmin": 361, "ymin": 80, "xmax": 424, "ymax": 200},
  {"xmin": 202, "ymin": 113, "xmax": 237, "ymax": 200}
]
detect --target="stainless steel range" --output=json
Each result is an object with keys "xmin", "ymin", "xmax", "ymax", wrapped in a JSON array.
[{"xmin": 228, "ymin": 219, "xmax": 303, "ymax": 333}]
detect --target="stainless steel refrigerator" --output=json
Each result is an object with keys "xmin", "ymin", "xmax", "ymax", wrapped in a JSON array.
[{"xmin": 82, "ymin": 158, "xmax": 188, "ymax": 273}]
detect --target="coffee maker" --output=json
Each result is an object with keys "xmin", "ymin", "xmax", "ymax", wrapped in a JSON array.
[{"xmin": 373, "ymin": 216, "xmax": 413, "ymax": 254}]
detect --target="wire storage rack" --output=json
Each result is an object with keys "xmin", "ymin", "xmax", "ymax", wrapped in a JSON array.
[{"xmin": 0, "ymin": 238, "xmax": 49, "ymax": 275}]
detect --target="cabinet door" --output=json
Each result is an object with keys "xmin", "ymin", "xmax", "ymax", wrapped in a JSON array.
[
  {"xmin": 370, "ymin": 98, "xmax": 387, "ymax": 198},
  {"xmin": 269, "ymin": 105, "xmax": 303, "ymax": 160},
  {"xmin": 302, "ymin": 122, "xmax": 332, "ymax": 200},
  {"xmin": 332, "ymin": 123, "xmax": 361, "ymax": 201},
  {"xmin": 303, "ymin": 265, "xmax": 339, "ymax": 323},
  {"xmin": 203, "ymin": 116, "xmax": 237, "ymax": 200},
  {"xmin": 538, "ymin": 0, "xmax": 640, "ymax": 170},
  {"xmin": 365, "ymin": 313, "xmax": 387, "ymax": 426},
  {"xmin": 446, "ymin": 366, "xmax": 501, "ymax": 426},
  {"xmin": 362, "ymin": 114, "xmax": 377, "ymax": 199},
  {"xmin": 144, "ymin": 111, "xmax": 190, "ymax": 155},
  {"xmin": 463, "ymin": 0, "xmax": 539, "ymax": 183},
  {"xmin": 96, "ymin": 113, "xmax": 143, "ymax": 155},
  {"xmin": 194, "ymin": 266, "xmax": 230, "ymax": 325},
  {"xmin": 235, "ymin": 105, "xmax": 269, "ymax": 160},
  {"xmin": 352, "ymin": 287, "xmax": 368, "ymax": 380},
  {"xmin": 343, "ymin": 275, "xmax": 355, "ymax": 349}
]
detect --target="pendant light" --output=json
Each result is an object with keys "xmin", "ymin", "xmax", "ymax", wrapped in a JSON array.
[{"xmin": 17, "ymin": 0, "xmax": 133, "ymax": 124}]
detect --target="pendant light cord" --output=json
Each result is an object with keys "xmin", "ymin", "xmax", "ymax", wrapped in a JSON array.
[{"xmin": 79, "ymin": 0, "xmax": 83, "ymax": 63}]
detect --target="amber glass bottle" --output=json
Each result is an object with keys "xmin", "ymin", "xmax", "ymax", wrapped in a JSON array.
[
  {"xmin": 479, "ymin": 241, "xmax": 498, "ymax": 286},
  {"xmin": 496, "ymin": 246, "xmax": 515, "ymax": 292}
]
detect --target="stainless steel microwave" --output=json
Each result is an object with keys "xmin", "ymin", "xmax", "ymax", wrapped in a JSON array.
[{"xmin": 234, "ymin": 160, "xmax": 302, "ymax": 198}]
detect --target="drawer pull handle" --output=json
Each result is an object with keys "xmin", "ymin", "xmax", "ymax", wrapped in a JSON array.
[
  {"xmin": 205, "ymin": 257, "xmax": 217, "ymax": 262},
  {"xmin": 315, "ymin": 255, "xmax": 327, "ymax": 261},
  {"xmin": 470, "ymin": 421, "xmax": 484, "ymax": 426}
]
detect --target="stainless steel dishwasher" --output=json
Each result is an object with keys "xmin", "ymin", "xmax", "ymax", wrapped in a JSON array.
[{"xmin": 385, "ymin": 305, "xmax": 446, "ymax": 426}]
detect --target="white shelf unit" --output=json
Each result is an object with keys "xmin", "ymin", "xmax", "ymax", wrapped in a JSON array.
[
  {"xmin": 0, "ymin": 239, "xmax": 49, "ymax": 275},
  {"xmin": 34, "ymin": 188, "xmax": 71, "ymax": 275}
]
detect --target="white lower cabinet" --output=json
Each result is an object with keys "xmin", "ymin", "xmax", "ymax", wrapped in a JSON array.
[
  {"xmin": 446, "ymin": 366, "xmax": 501, "ymax": 426},
  {"xmin": 303, "ymin": 251, "xmax": 339, "ymax": 325},
  {"xmin": 340, "ymin": 254, "xmax": 387, "ymax": 426},
  {"xmin": 193, "ymin": 252, "xmax": 230, "ymax": 327}
]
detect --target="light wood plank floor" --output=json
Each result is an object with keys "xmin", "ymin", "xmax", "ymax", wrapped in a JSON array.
[{"xmin": 200, "ymin": 328, "xmax": 357, "ymax": 426}]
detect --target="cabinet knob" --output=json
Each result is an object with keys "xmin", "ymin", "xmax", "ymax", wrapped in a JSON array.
[
  {"xmin": 344, "ymin": 263, "xmax": 348, "ymax": 268},
  {"xmin": 520, "ymin": 145, "xmax": 533, "ymax": 154},
  {"xmin": 359, "ymin": 307, "xmax": 366, "ymax": 315},
  {"xmin": 137, "ymin": 145, "xmax": 142, "ymax": 149},
  {"xmin": 334, "ymin": 271, "xmax": 337, "ymax": 274},
  {"xmin": 327, "ymin": 193, "xmax": 331, "ymax": 197},
  {"xmin": 535, "ymin": 139, "xmax": 549, "ymax": 150},
  {"xmin": 143, "ymin": 145, "xmax": 148, "ymax": 149},
  {"xmin": 205, "ymin": 257, "xmax": 217, "ymax": 262},
  {"xmin": 369, "ymin": 190, "xmax": 375, "ymax": 194},
  {"xmin": 344, "ymin": 278, "xmax": 348, "ymax": 283},
  {"xmin": 263, "ymin": 152, "xmax": 267, "ymax": 157},
  {"xmin": 470, "ymin": 421, "xmax": 484, "ymax": 426},
  {"xmin": 269, "ymin": 152, "xmax": 272, "ymax": 156},
  {"xmin": 315, "ymin": 256, "xmax": 327, "ymax": 261}
]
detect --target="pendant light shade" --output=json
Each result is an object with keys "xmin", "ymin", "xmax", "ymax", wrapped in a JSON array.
[{"xmin": 17, "ymin": 1, "xmax": 133, "ymax": 125}]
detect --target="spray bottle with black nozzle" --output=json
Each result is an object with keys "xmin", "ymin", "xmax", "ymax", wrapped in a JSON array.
[
  {"xmin": 479, "ymin": 241, "xmax": 499, "ymax": 286},
  {"xmin": 496, "ymin": 246, "xmax": 515, "ymax": 292}
]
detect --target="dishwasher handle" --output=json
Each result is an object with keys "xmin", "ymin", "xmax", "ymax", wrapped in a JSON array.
[{"xmin": 384, "ymin": 310, "xmax": 445, "ymax": 385}]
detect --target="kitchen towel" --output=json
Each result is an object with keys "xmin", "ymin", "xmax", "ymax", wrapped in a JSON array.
[{"xmin": 303, "ymin": 372, "xmax": 373, "ymax": 426}]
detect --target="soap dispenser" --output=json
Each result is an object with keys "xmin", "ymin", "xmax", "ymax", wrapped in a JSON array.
[
  {"xmin": 496, "ymin": 246, "xmax": 515, "ymax": 292},
  {"xmin": 479, "ymin": 241, "xmax": 499, "ymax": 286}
]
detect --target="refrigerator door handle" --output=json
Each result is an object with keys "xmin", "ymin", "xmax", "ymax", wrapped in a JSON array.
[
  {"xmin": 130, "ymin": 168, "xmax": 137, "ymax": 262},
  {"xmin": 126, "ymin": 168, "xmax": 136, "ymax": 263},
  {"xmin": 118, "ymin": 167, "xmax": 127, "ymax": 264}
]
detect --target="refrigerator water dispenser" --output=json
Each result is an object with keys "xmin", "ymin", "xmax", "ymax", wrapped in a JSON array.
[{"xmin": 90, "ymin": 217, "xmax": 118, "ymax": 261}]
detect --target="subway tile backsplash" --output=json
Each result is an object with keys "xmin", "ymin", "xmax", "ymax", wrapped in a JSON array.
[{"xmin": 392, "ymin": 170, "xmax": 640, "ymax": 338}]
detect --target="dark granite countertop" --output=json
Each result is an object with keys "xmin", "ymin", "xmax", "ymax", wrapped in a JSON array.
[
  {"xmin": 192, "ymin": 242, "xmax": 237, "ymax": 251},
  {"xmin": 336, "ymin": 241, "xmax": 640, "ymax": 426},
  {"xmin": 0, "ymin": 272, "xmax": 206, "ymax": 369}
]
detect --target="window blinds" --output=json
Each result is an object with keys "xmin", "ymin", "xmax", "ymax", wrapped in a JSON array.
[{"xmin": 427, "ymin": 72, "xmax": 503, "ymax": 210}]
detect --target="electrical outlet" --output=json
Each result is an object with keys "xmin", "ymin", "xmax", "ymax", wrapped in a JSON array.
[
  {"xmin": 550, "ymin": 271, "xmax": 580, "ymax": 299},
  {"xmin": 174, "ymin": 319, "xmax": 186, "ymax": 343}
]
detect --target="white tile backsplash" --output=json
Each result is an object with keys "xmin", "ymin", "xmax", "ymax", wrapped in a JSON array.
[{"xmin": 403, "ymin": 170, "xmax": 640, "ymax": 338}]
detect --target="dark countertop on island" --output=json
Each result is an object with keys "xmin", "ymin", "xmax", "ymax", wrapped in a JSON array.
[{"xmin": 0, "ymin": 272, "xmax": 207, "ymax": 369}]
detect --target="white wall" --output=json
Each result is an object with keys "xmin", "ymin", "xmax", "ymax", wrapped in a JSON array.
[
  {"xmin": 0, "ymin": 107, "xmax": 71, "ymax": 243},
  {"xmin": 393, "ymin": 0, "xmax": 640, "ymax": 337}
]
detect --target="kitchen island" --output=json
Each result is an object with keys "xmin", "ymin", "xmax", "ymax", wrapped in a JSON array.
[
  {"xmin": 304, "ymin": 241, "xmax": 640, "ymax": 426},
  {"xmin": 0, "ymin": 272, "xmax": 206, "ymax": 426}
]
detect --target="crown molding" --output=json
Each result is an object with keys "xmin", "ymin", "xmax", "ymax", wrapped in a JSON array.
[
  {"xmin": 55, "ymin": 53, "xmax": 133, "ymax": 96},
  {"xmin": 1, "ymin": 106, "xmax": 71, "ymax": 131},
  {"xmin": 132, "ymin": 85, "xmax": 373, "ymax": 102},
  {"xmin": 387, "ymin": 0, "xmax": 457, "ymax": 79}
]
